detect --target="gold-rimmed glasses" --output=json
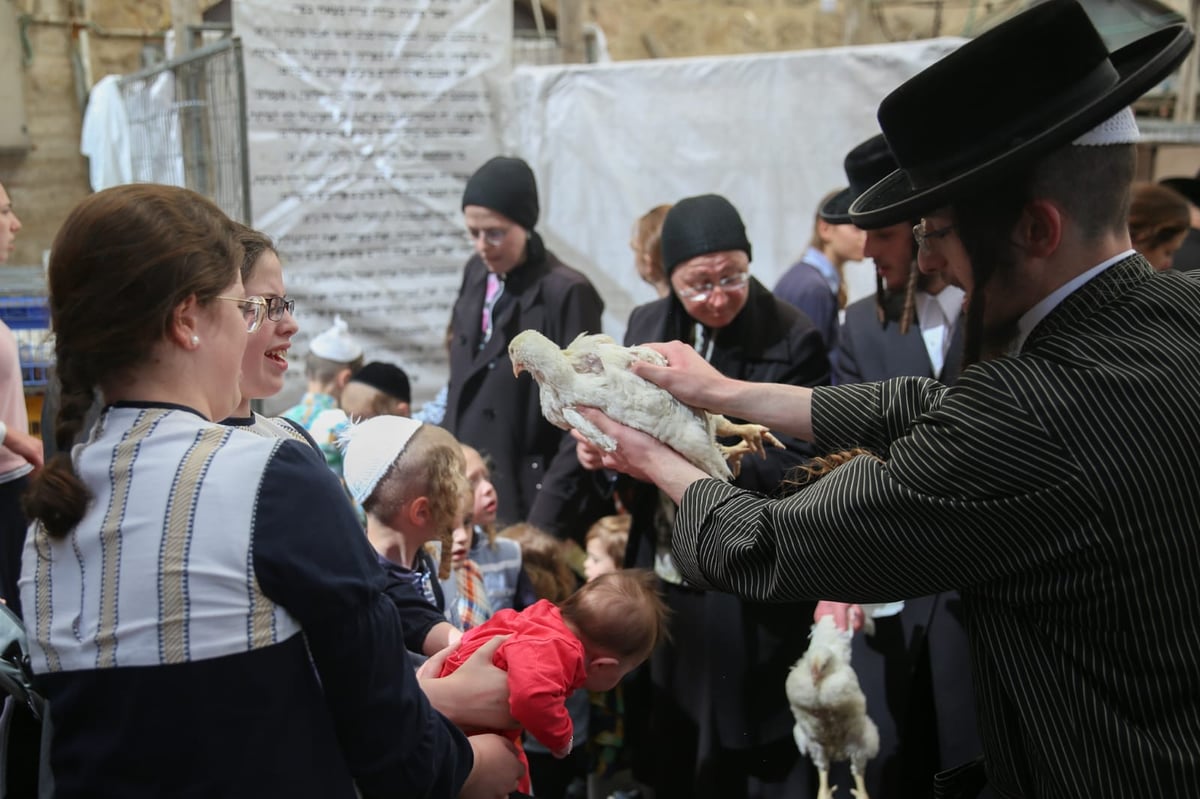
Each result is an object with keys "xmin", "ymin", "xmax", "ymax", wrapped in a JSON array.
[
  {"xmin": 214, "ymin": 295, "xmax": 268, "ymax": 333},
  {"xmin": 912, "ymin": 221, "xmax": 955, "ymax": 254}
]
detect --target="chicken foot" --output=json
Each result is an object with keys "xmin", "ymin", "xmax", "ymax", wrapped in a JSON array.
[
  {"xmin": 715, "ymin": 417, "xmax": 784, "ymax": 477},
  {"xmin": 850, "ymin": 770, "xmax": 870, "ymax": 799},
  {"xmin": 816, "ymin": 768, "xmax": 836, "ymax": 799}
]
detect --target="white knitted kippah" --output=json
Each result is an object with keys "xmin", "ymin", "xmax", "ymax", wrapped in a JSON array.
[
  {"xmin": 1072, "ymin": 107, "xmax": 1140, "ymax": 146},
  {"xmin": 342, "ymin": 415, "xmax": 424, "ymax": 505},
  {"xmin": 309, "ymin": 315, "xmax": 364, "ymax": 362}
]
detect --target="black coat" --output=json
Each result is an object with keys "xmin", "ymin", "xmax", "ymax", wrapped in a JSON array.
[
  {"xmin": 621, "ymin": 279, "xmax": 830, "ymax": 796},
  {"xmin": 444, "ymin": 234, "xmax": 607, "ymax": 539},
  {"xmin": 832, "ymin": 288, "xmax": 980, "ymax": 799}
]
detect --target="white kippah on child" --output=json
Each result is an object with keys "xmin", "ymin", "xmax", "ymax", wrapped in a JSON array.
[
  {"xmin": 1072, "ymin": 107, "xmax": 1140, "ymax": 146},
  {"xmin": 309, "ymin": 315, "xmax": 364, "ymax": 362},
  {"xmin": 342, "ymin": 415, "xmax": 424, "ymax": 504}
]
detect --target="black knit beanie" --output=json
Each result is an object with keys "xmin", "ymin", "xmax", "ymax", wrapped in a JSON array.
[
  {"xmin": 461, "ymin": 156, "xmax": 540, "ymax": 230},
  {"xmin": 660, "ymin": 194, "xmax": 752, "ymax": 276},
  {"xmin": 350, "ymin": 362, "xmax": 411, "ymax": 403}
]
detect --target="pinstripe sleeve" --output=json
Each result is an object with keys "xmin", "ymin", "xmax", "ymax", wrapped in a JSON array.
[{"xmin": 672, "ymin": 370, "xmax": 1092, "ymax": 602}]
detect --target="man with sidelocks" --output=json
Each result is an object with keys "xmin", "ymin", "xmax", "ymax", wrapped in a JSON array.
[{"xmin": 574, "ymin": 3, "xmax": 1200, "ymax": 796}]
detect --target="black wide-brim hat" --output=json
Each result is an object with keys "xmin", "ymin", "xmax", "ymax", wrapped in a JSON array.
[
  {"xmin": 820, "ymin": 134, "xmax": 898, "ymax": 226},
  {"xmin": 850, "ymin": 0, "xmax": 1194, "ymax": 228}
]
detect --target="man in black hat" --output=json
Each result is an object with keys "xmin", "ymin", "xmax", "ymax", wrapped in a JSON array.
[
  {"xmin": 444, "ymin": 156, "xmax": 609, "ymax": 540},
  {"xmin": 570, "ymin": 2, "xmax": 1200, "ymax": 797},
  {"xmin": 826, "ymin": 135, "xmax": 966, "ymax": 387},
  {"xmin": 578, "ymin": 193, "xmax": 830, "ymax": 799},
  {"xmin": 816, "ymin": 134, "xmax": 978, "ymax": 799}
]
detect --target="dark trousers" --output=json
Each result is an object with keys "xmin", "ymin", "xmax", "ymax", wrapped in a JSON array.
[{"xmin": 0, "ymin": 475, "xmax": 30, "ymax": 619}]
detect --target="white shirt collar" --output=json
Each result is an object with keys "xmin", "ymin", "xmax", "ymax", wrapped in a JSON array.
[
  {"xmin": 1014, "ymin": 249, "xmax": 1134, "ymax": 352},
  {"xmin": 932, "ymin": 285, "xmax": 965, "ymax": 324}
]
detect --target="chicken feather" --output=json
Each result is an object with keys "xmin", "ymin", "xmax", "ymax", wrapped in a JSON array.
[
  {"xmin": 786, "ymin": 615, "xmax": 880, "ymax": 799},
  {"xmin": 509, "ymin": 330, "xmax": 781, "ymax": 480}
]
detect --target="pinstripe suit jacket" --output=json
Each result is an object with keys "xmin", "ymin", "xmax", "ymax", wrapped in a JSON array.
[{"xmin": 670, "ymin": 256, "xmax": 1200, "ymax": 799}]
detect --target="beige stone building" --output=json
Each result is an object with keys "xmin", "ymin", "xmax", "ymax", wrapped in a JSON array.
[{"xmin": 0, "ymin": 0, "xmax": 1194, "ymax": 266}]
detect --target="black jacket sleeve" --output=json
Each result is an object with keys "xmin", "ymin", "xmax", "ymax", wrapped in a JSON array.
[{"xmin": 252, "ymin": 441, "xmax": 473, "ymax": 798}]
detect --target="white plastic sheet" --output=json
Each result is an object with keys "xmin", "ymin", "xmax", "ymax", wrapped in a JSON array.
[{"xmin": 503, "ymin": 39, "xmax": 964, "ymax": 335}]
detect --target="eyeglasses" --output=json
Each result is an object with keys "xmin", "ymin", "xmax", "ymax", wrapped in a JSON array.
[
  {"xmin": 260, "ymin": 295, "xmax": 296, "ymax": 322},
  {"xmin": 214, "ymin": 295, "xmax": 268, "ymax": 333},
  {"xmin": 467, "ymin": 226, "xmax": 511, "ymax": 247},
  {"xmin": 912, "ymin": 221, "xmax": 955, "ymax": 254},
  {"xmin": 675, "ymin": 272, "xmax": 751, "ymax": 303}
]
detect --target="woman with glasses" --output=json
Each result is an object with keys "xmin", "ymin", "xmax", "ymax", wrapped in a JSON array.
[
  {"xmin": 577, "ymin": 193, "xmax": 830, "ymax": 799},
  {"xmin": 18, "ymin": 184, "xmax": 522, "ymax": 798},
  {"xmin": 444, "ymin": 156, "xmax": 609, "ymax": 541},
  {"xmin": 220, "ymin": 224, "xmax": 312, "ymax": 444}
]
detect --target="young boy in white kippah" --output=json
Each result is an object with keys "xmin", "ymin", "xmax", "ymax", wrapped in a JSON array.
[
  {"xmin": 342, "ymin": 415, "xmax": 466, "ymax": 658},
  {"xmin": 282, "ymin": 315, "xmax": 364, "ymax": 474}
]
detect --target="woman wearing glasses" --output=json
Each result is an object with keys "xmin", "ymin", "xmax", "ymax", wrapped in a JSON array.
[
  {"xmin": 576, "ymin": 194, "xmax": 830, "ymax": 799},
  {"xmin": 19, "ymin": 185, "xmax": 522, "ymax": 798},
  {"xmin": 445, "ymin": 156, "xmax": 608, "ymax": 540},
  {"xmin": 220, "ymin": 224, "xmax": 311, "ymax": 443}
]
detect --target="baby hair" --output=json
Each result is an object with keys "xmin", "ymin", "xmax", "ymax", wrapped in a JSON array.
[{"xmin": 560, "ymin": 569, "xmax": 667, "ymax": 662}]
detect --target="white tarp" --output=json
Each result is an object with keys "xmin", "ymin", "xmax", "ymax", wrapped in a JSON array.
[
  {"xmin": 236, "ymin": 0, "xmax": 960, "ymax": 410},
  {"xmin": 504, "ymin": 39, "xmax": 964, "ymax": 335},
  {"xmin": 236, "ymin": 0, "xmax": 511, "ymax": 412}
]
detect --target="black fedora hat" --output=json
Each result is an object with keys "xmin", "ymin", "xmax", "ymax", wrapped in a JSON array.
[
  {"xmin": 1160, "ymin": 177, "xmax": 1200, "ymax": 208},
  {"xmin": 820, "ymin": 135, "xmax": 898, "ymax": 226},
  {"xmin": 850, "ymin": 0, "xmax": 1193, "ymax": 228}
]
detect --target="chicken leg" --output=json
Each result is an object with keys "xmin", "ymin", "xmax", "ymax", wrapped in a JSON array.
[
  {"xmin": 850, "ymin": 770, "xmax": 870, "ymax": 799},
  {"xmin": 714, "ymin": 416, "xmax": 784, "ymax": 477},
  {"xmin": 816, "ymin": 767, "xmax": 836, "ymax": 799}
]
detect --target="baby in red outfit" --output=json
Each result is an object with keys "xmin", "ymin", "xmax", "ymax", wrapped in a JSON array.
[{"xmin": 439, "ymin": 569, "xmax": 666, "ymax": 794}]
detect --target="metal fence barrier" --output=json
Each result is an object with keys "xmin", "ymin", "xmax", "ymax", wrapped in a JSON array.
[{"xmin": 118, "ymin": 37, "xmax": 251, "ymax": 224}]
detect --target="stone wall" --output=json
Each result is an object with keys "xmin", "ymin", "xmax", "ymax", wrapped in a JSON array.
[
  {"xmin": 1, "ymin": 0, "xmax": 166, "ymax": 269},
  {"xmin": 2, "ymin": 0, "xmax": 1193, "ymax": 268},
  {"xmin": 574, "ymin": 0, "xmax": 970, "ymax": 61}
]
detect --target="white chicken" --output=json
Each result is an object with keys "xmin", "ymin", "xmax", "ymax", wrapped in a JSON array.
[
  {"xmin": 508, "ymin": 330, "xmax": 782, "ymax": 480},
  {"xmin": 786, "ymin": 615, "xmax": 880, "ymax": 799}
]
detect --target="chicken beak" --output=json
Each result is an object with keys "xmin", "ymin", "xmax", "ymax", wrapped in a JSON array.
[{"xmin": 512, "ymin": 362, "xmax": 524, "ymax": 378}]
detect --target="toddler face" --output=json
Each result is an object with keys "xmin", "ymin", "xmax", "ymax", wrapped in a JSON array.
[
  {"xmin": 584, "ymin": 538, "xmax": 619, "ymax": 582},
  {"xmin": 450, "ymin": 513, "xmax": 473, "ymax": 568},
  {"xmin": 463, "ymin": 447, "xmax": 498, "ymax": 529}
]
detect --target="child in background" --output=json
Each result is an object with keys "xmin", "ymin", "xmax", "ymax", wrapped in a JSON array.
[
  {"xmin": 582, "ymin": 514, "xmax": 644, "ymax": 798},
  {"xmin": 341, "ymin": 361, "xmax": 412, "ymax": 420},
  {"xmin": 342, "ymin": 415, "xmax": 464, "ymax": 658},
  {"xmin": 463, "ymin": 445, "xmax": 537, "ymax": 612},
  {"xmin": 442, "ymin": 496, "xmax": 494, "ymax": 631},
  {"xmin": 438, "ymin": 569, "xmax": 668, "ymax": 797},
  {"xmin": 282, "ymin": 315, "xmax": 365, "ymax": 474},
  {"xmin": 584, "ymin": 514, "xmax": 630, "ymax": 582}
]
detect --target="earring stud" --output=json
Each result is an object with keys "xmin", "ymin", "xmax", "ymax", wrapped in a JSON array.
[{"xmin": 191, "ymin": 335, "xmax": 200, "ymax": 346}]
